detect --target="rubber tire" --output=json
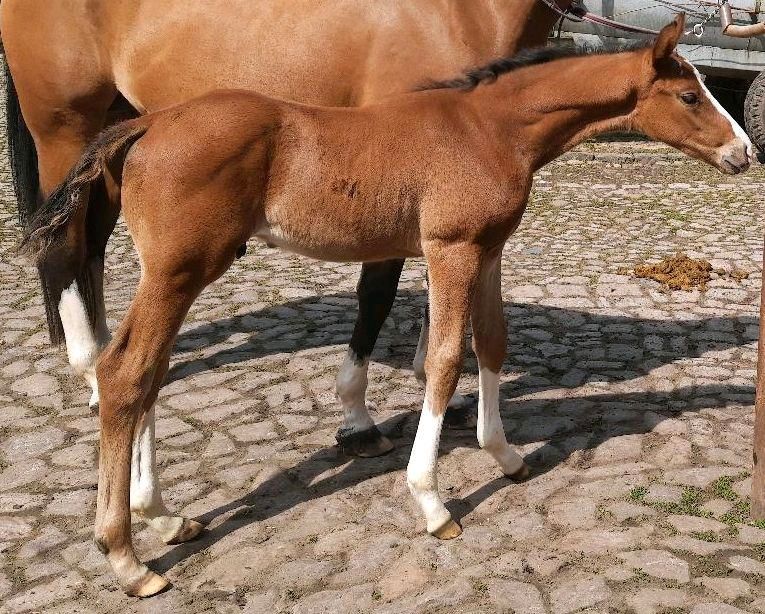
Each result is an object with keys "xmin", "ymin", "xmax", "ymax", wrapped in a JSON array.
[{"xmin": 745, "ymin": 70, "xmax": 765, "ymax": 157}]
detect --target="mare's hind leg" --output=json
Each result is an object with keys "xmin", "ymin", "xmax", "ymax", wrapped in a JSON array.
[
  {"xmin": 95, "ymin": 276, "xmax": 200, "ymax": 596},
  {"xmin": 335, "ymin": 260, "xmax": 402, "ymax": 456},
  {"xmin": 130, "ymin": 349, "xmax": 204, "ymax": 545},
  {"xmin": 471, "ymin": 251, "xmax": 528, "ymax": 479},
  {"xmin": 24, "ymin": 93, "xmax": 117, "ymax": 406}
]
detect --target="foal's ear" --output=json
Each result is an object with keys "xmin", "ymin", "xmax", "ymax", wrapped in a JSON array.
[{"xmin": 653, "ymin": 13, "xmax": 685, "ymax": 64}]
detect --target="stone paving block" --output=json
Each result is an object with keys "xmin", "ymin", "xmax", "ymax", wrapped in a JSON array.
[{"xmin": 618, "ymin": 549, "xmax": 690, "ymax": 583}]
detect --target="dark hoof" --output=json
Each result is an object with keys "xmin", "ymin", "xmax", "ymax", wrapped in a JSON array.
[
  {"xmin": 336, "ymin": 426, "xmax": 395, "ymax": 458},
  {"xmin": 443, "ymin": 401, "xmax": 477, "ymax": 430},
  {"xmin": 509, "ymin": 462, "xmax": 531, "ymax": 482}
]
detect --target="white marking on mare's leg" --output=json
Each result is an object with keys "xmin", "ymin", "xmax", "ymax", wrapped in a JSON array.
[
  {"xmin": 335, "ymin": 351, "xmax": 393, "ymax": 456},
  {"xmin": 130, "ymin": 407, "xmax": 203, "ymax": 543},
  {"xmin": 407, "ymin": 401, "xmax": 453, "ymax": 534},
  {"xmin": 476, "ymin": 368, "xmax": 524, "ymax": 476},
  {"xmin": 336, "ymin": 351, "xmax": 375, "ymax": 434},
  {"xmin": 58, "ymin": 282, "xmax": 100, "ymax": 407}
]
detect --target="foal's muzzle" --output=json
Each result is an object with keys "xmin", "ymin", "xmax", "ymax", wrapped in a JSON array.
[{"xmin": 718, "ymin": 139, "xmax": 752, "ymax": 175}]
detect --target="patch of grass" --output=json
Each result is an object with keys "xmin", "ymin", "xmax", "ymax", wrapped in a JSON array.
[
  {"xmin": 663, "ymin": 210, "xmax": 691, "ymax": 223},
  {"xmin": 752, "ymin": 519, "xmax": 765, "ymax": 530},
  {"xmin": 690, "ymin": 530, "xmax": 720, "ymax": 543},
  {"xmin": 711, "ymin": 476, "xmax": 738, "ymax": 502},
  {"xmin": 472, "ymin": 579, "xmax": 488, "ymax": 594},
  {"xmin": 652, "ymin": 487, "xmax": 708, "ymax": 517},
  {"xmin": 679, "ymin": 487, "xmax": 705, "ymax": 513},
  {"xmin": 371, "ymin": 589, "xmax": 382, "ymax": 601},
  {"xmin": 753, "ymin": 543, "xmax": 765, "ymax": 562},
  {"xmin": 629, "ymin": 486, "xmax": 648, "ymax": 502}
]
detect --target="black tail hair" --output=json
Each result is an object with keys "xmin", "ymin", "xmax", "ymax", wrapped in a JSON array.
[
  {"xmin": 5, "ymin": 59, "xmax": 39, "ymax": 228},
  {"xmin": 19, "ymin": 120, "xmax": 148, "ymax": 344},
  {"xmin": 20, "ymin": 120, "xmax": 148, "ymax": 260}
]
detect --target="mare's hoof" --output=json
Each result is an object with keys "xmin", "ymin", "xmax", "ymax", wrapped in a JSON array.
[
  {"xmin": 509, "ymin": 462, "xmax": 531, "ymax": 482},
  {"xmin": 443, "ymin": 400, "xmax": 477, "ymax": 430},
  {"xmin": 336, "ymin": 426, "xmax": 394, "ymax": 458},
  {"xmin": 431, "ymin": 519, "xmax": 463, "ymax": 540},
  {"xmin": 126, "ymin": 570, "xmax": 170, "ymax": 598},
  {"xmin": 164, "ymin": 518, "xmax": 205, "ymax": 545}
]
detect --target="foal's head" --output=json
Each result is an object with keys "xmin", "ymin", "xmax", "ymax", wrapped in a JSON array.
[{"xmin": 632, "ymin": 14, "xmax": 752, "ymax": 174}]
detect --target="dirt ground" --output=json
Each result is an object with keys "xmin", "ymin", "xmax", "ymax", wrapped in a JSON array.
[{"xmin": 2, "ymin": 84, "xmax": 765, "ymax": 611}]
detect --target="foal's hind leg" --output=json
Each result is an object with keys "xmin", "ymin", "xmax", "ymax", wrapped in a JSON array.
[
  {"xmin": 335, "ymin": 260, "xmax": 402, "ymax": 456},
  {"xmin": 95, "ymin": 278, "xmax": 198, "ymax": 596},
  {"xmin": 130, "ymin": 349, "xmax": 204, "ymax": 545},
  {"xmin": 471, "ymin": 252, "xmax": 528, "ymax": 480}
]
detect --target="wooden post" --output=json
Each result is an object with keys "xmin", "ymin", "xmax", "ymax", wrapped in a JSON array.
[{"xmin": 753, "ymin": 245, "xmax": 765, "ymax": 519}]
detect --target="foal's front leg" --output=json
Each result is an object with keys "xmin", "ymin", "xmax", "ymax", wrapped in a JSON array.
[
  {"xmin": 471, "ymin": 252, "xmax": 528, "ymax": 479},
  {"xmin": 407, "ymin": 242, "xmax": 481, "ymax": 538},
  {"xmin": 413, "ymin": 302, "xmax": 475, "ymax": 417}
]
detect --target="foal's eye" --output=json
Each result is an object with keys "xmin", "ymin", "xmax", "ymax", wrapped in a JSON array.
[{"xmin": 680, "ymin": 92, "xmax": 699, "ymax": 106}]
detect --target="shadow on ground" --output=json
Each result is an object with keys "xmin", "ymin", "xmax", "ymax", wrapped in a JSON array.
[{"xmin": 148, "ymin": 290, "xmax": 756, "ymax": 574}]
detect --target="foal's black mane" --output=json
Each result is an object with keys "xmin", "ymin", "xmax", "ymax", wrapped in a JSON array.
[{"xmin": 418, "ymin": 44, "xmax": 648, "ymax": 92}]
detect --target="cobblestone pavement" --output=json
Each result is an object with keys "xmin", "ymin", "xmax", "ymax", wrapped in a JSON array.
[{"xmin": 3, "ymin": 113, "xmax": 765, "ymax": 611}]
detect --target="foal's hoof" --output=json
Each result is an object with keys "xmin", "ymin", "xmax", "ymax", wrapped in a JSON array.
[
  {"xmin": 336, "ymin": 426, "xmax": 394, "ymax": 458},
  {"xmin": 126, "ymin": 570, "xmax": 170, "ymax": 598},
  {"xmin": 164, "ymin": 518, "xmax": 205, "ymax": 545},
  {"xmin": 509, "ymin": 462, "xmax": 531, "ymax": 482},
  {"xmin": 431, "ymin": 519, "xmax": 463, "ymax": 540}
]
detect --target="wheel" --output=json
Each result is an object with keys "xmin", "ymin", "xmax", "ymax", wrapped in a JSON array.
[{"xmin": 745, "ymin": 70, "xmax": 765, "ymax": 159}]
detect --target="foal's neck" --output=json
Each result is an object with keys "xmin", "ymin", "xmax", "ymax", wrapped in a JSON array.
[{"xmin": 470, "ymin": 51, "xmax": 642, "ymax": 171}]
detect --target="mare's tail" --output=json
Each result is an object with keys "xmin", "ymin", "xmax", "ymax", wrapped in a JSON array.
[{"xmin": 19, "ymin": 119, "xmax": 149, "ymax": 343}]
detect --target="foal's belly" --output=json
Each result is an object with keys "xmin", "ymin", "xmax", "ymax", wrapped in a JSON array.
[{"xmin": 253, "ymin": 216, "xmax": 421, "ymax": 263}]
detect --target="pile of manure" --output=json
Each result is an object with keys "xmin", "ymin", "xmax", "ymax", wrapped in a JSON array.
[{"xmin": 620, "ymin": 253, "xmax": 749, "ymax": 291}]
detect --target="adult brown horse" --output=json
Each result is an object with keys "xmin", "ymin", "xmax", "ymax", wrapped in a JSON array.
[
  {"xmin": 1, "ymin": 0, "xmax": 572, "ymax": 546},
  {"xmin": 22, "ymin": 15, "xmax": 752, "ymax": 596}
]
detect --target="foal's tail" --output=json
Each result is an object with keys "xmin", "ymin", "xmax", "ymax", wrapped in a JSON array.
[{"xmin": 19, "ymin": 120, "xmax": 149, "ymax": 261}]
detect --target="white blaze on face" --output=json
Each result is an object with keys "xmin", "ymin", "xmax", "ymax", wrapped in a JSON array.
[
  {"xmin": 685, "ymin": 58, "xmax": 753, "ymax": 160},
  {"xmin": 58, "ymin": 282, "xmax": 100, "ymax": 404}
]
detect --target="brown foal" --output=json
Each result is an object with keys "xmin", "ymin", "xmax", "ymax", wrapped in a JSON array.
[
  {"xmin": 1, "ymin": 1, "xmax": 571, "ymax": 545},
  {"xmin": 22, "ymin": 16, "xmax": 751, "ymax": 597},
  {"xmin": 2, "ymin": 0, "xmax": 572, "ymax": 450}
]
